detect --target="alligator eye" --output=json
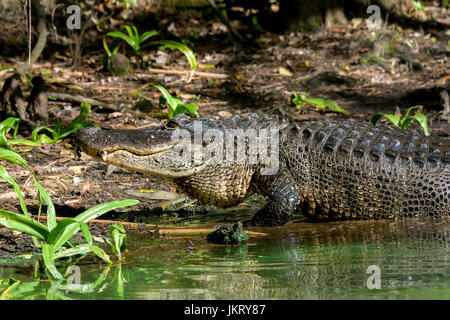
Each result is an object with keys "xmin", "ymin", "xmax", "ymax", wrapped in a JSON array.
[{"xmin": 164, "ymin": 120, "xmax": 179, "ymax": 130}]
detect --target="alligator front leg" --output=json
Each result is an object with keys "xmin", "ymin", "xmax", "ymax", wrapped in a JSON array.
[{"xmin": 245, "ymin": 167, "xmax": 300, "ymax": 227}]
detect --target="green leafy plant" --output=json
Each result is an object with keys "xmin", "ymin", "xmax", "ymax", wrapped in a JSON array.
[
  {"xmin": 145, "ymin": 40, "xmax": 197, "ymax": 71},
  {"xmin": 0, "ymin": 103, "xmax": 93, "ymax": 151},
  {"xmin": 291, "ymin": 92, "xmax": 350, "ymax": 115},
  {"xmin": 106, "ymin": 26, "xmax": 158, "ymax": 54},
  {"xmin": 0, "ymin": 149, "xmax": 139, "ymax": 280},
  {"xmin": 0, "ymin": 118, "xmax": 40, "ymax": 151},
  {"xmin": 370, "ymin": 105, "xmax": 429, "ymax": 136},
  {"xmin": 152, "ymin": 84, "xmax": 199, "ymax": 119},
  {"xmin": 31, "ymin": 102, "xmax": 94, "ymax": 144},
  {"xmin": 104, "ymin": 27, "xmax": 197, "ymax": 71},
  {"xmin": 105, "ymin": 223, "xmax": 127, "ymax": 261}
]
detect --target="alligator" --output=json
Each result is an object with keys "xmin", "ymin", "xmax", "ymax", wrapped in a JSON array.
[{"xmin": 74, "ymin": 114, "xmax": 449, "ymax": 226}]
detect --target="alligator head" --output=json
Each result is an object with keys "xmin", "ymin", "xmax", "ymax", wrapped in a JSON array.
[{"xmin": 73, "ymin": 114, "xmax": 218, "ymax": 178}]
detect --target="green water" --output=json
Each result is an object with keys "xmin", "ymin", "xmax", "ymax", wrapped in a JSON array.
[{"xmin": 1, "ymin": 216, "xmax": 449, "ymax": 300}]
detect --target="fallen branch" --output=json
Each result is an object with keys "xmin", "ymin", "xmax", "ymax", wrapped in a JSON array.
[{"xmin": 36, "ymin": 215, "xmax": 268, "ymax": 236}]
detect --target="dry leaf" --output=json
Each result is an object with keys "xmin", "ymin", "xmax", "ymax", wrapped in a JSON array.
[{"xmin": 279, "ymin": 66, "xmax": 293, "ymax": 77}]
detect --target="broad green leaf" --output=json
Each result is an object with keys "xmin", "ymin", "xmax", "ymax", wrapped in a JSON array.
[
  {"xmin": 54, "ymin": 244, "xmax": 111, "ymax": 264},
  {"xmin": 53, "ymin": 244, "xmax": 94, "ymax": 259},
  {"xmin": 58, "ymin": 102, "xmax": 92, "ymax": 138},
  {"xmin": 109, "ymin": 223, "xmax": 127, "ymax": 260},
  {"xmin": 53, "ymin": 244, "xmax": 111, "ymax": 264},
  {"xmin": 0, "ymin": 149, "xmax": 56, "ymax": 230},
  {"xmin": 106, "ymin": 31, "xmax": 137, "ymax": 51},
  {"xmin": 7, "ymin": 139, "xmax": 41, "ymax": 147},
  {"xmin": 0, "ymin": 148, "xmax": 32, "ymax": 168},
  {"xmin": 173, "ymin": 103, "xmax": 199, "ymax": 118},
  {"xmin": 370, "ymin": 113, "xmax": 401, "ymax": 127},
  {"xmin": 32, "ymin": 126, "xmax": 58, "ymax": 142},
  {"xmin": 180, "ymin": 102, "xmax": 199, "ymax": 117},
  {"xmin": 0, "ymin": 165, "xmax": 29, "ymax": 217},
  {"xmin": 147, "ymin": 40, "xmax": 197, "ymax": 70},
  {"xmin": 0, "ymin": 209, "xmax": 48, "ymax": 240},
  {"xmin": 47, "ymin": 218, "xmax": 79, "ymax": 251},
  {"xmin": 89, "ymin": 245, "xmax": 112, "ymax": 264},
  {"xmin": 42, "ymin": 244, "xmax": 63, "ymax": 280},
  {"xmin": 79, "ymin": 223, "xmax": 93, "ymax": 244},
  {"xmin": 151, "ymin": 84, "xmax": 180, "ymax": 111},
  {"xmin": 0, "ymin": 117, "xmax": 20, "ymax": 137},
  {"xmin": 405, "ymin": 114, "xmax": 430, "ymax": 136},
  {"xmin": 74, "ymin": 199, "xmax": 139, "ymax": 224},
  {"xmin": 34, "ymin": 182, "xmax": 56, "ymax": 231},
  {"xmin": 138, "ymin": 30, "xmax": 158, "ymax": 43},
  {"xmin": 401, "ymin": 105, "xmax": 422, "ymax": 122}
]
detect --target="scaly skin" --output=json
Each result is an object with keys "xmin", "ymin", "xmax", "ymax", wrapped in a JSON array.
[{"xmin": 74, "ymin": 114, "xmax": 449, "ymax": 226}]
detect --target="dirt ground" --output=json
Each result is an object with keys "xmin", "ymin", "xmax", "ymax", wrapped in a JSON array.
[{"xmin": 0, "ymin": 9, "xmax": 449, "ymax": 253}]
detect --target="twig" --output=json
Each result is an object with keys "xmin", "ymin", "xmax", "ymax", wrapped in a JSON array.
[
  {"xmin": 141, "ymin": 69, "xmax": 229, "ymax": 79},
  {"xmin": 47, "ymin": 91, "xmax": 120, "ymax": 110},
  {"xmin": 292, "ymin": 68, "xmax": 335, "ymax": 82}
]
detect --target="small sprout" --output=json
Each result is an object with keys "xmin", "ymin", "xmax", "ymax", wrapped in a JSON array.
[
  {"xmin": 106, "ymin": 26, "xmax": 158, "ymax": 53},
  {"xmin": 291, "ymin": 92, "xmax": 350, "ymax": 115},
  {"xmin": 31, "ymin": 102, "xmax": 94, "ymax": 144},
  {"xmin": 146, "ymin": 40, "xmax": 197, "ymax": 71},
  {"xmin": 152, "ymin": 84, "xmax": 199, "ymax": 119},
  {"xmin": 105, "ymin": 223, "xmax": 127, "ymax": 261},
  {"xmin": 370, "ymin": 105, "xmax": 429, "ymax": 136}
]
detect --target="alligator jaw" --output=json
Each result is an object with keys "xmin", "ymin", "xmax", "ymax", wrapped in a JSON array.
[
  {"xmin": 98, "ymin": 148, "xmax": 210, "ymax": 178},
  {"xmin": 74, "ymin": 127, "xmax": 210, "ymax": 178}
]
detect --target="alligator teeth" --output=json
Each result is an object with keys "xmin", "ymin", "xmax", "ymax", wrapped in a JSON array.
[{"xmin": 101, "ymin": 151, "xmax": 108, "ymax": 161}]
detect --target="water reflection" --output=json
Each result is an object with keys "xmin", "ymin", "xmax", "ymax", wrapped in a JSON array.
[{"xmin": 1, "ymin": 217, "xmax": 449, "ymax": 299}]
